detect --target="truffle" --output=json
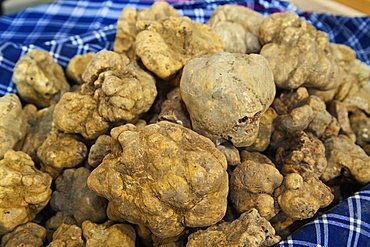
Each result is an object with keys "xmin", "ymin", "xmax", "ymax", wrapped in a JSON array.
[
  {"xmin": 66, "ymin": 53, "xmax": 96, "ymax": 84},
  {"xmin": 82, "ymin": 221, "xmax": 136, "ymax": 247},
  {"xmin": 231, "ymin": 152, "xmax": 283, "ymax": 219},
  {"xmin": 208, "ymin": 4, "xmax": 264, "ymax": 53},
  {"xmin": 1, "ymin": 223, "xmax": 46, "ymax": 247},
  {"xmin": 0, "ymin": 151, "xmax": 52, "ymax": 235},
  {"xmin": 180, "ymin": 52, "xmax": 275, "ymax": 147},
  {"xmin": 47, "ymin": 224, "xmax": 84, "ymax": 247},
  {"xmin": 87, "ymin": 121, "xmax": 228, "ymax": 238},
  {"xmin": 186, "ymin": 208, "xmax": 280, "ymax": 247},
  {"xmin": 275, "ymin": 173, "xmax": 333, "ymax": 220},
  {"xmin": 53, "ymin": 92, "xmax": 109, "ymax": 139},
  {"xmin": 0, "ymin": 94, "xmax": 28, "ymax": 159},
  {"xmin": 135, "ymin": 16, "xmax": 224, "ymax": 79},
  {"xmin": 13, "ymin": 50, "xmax": 70, "ymax": 107},
  {"xmin": 322, "ymin": 135, "xmax": 370, "ymax": 184}
]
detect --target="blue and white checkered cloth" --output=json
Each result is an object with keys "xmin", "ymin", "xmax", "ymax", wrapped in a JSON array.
[{"xmin": 0, "ymin": 1, "xmax": 369, "ymax": 246}]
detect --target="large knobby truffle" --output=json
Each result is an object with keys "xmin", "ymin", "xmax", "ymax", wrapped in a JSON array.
[
  {"xmin": 180, "ymin": 52, "xmax": 275, "ymax": 147},
  {"xmin": 13, "ymin": 50, "xmax": 70, "ymax": 107},
  {"xmin": 0, "ymin": 151, "xmax": 52, "ymax": 235},
  {"xmin": 186, "ymin": 208, "xmax": 280, "ymax": 247},
  {"xmin": 0, "ymin": 94, "xmax": 28, "ymax": 159},
  {"xmin": 87, "ymin": 121, "xmax": 228, "ymax": 238},
  {"xmin": 260, "ymin": 13, "xmax": 338, "ymax": 90},
  {"xmin": 135, "ymin": 16, "xmax": 224, "ymax": 79}
]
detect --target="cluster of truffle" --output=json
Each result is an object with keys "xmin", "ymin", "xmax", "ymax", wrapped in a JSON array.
[{"xmin": 0, "ymin": 2, "xmax": 369, "ymax": 246}]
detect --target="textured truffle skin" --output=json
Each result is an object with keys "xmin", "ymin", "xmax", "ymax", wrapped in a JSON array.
[
  {"xmin": 37, "ymin": 132, "xmax": 87, "ymax": 177},
  {"xmin": 276, "ymin": 173, "xmax": 333, "ymax": 220},
  {"xmin": 88, "ymin": 135, "xmax": 112, "ymax": 167},
  {"xmin": 92, "ymin": 62, "xmax": 157, "ymax": 122},
  {"xmin": 87, "ymin": 121, "xmax": 228, "ymax": 238},
  {"xmin": 47, "ymin": 224, "xmax": 84, "ymax": 247},
  {"xmin": 13, "ymin": 50, "xmax": 70, "ymax": 107},
  {"xmin": 273, "ymin": 88, "xmax": 339, "ymax": 140},
  {"xmin": 21, "ymin": 105, "xmax": 54, "ymax": 161},
  {"xmin": 208, "ymin": 4, "xmax": 264, "ymax": 53},
  {"xmin": 53, "ymin": 92, "xmax": 109, "ymax": 139},
  {"xmin": 50, "ymin": 168, "xmax": 107, "ymax": 226},
  {"xmin": 158, "ymin": 88, "xmax": 191, "ymax": 129},
  {"xmin": 246, "ymin": 107, "xmax": 277, "ymax": 152},
  {"xmin": 66, "ymin": 53, "xmax": 96, "ymax": 84},
  {"xmin": 114, "ymin": 2, "xmax": 179, "ymax": 56},
  {"xmin": 0, "ymin": 94, "xmax": 28, "ymax": 159},
  {"xmin": 186, "ymin": 208, "xmax": 280, "ymax": 247},
  {"xmin": 276, "ymin": 131, "xmax": 327, "ymax": 178},
  {"xmin": 135, "ymin": 16, "xmax": 224, "ymax": 79},
  {"xmin": 81, "ymin": 50, "xmax": 130, "ymax": 88},
  {"xmin": 1, "ymin": 223, "xmax": 46, "ymax": 247},
  {"xmin": 216, "ymin": 143, "xmax": 240, "ymax": 167},
  {"xmin": 260, "ymin": 13, "xmax": 338, "ymax": 90},
  {"xmin": 180, "ymin": 52, "xmax": 275, "ymax": 147},
  {"xmin": 322, "ymin": 135, "xmax": 370, "ymax": 184},
  {"xmin": 309, "ymin": 44, "xmax": 370, "ymax": 114},
  {"xmin": 0, "ymin": 151, "xmax": 52, "ymax": 235},
  {"xmin": 82, "ymin": 221, "xmax": 136, "ymax": 247},
  {"xmin": 231, "ymin": 152, "xmax": 283, "ymax": 219}
]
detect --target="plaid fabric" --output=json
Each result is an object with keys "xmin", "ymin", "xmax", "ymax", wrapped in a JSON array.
[{"xmin": 0, "ymin": 1, "xmax": 369, "ymax": 246}]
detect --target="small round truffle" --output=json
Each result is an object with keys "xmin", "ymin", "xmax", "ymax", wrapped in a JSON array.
[
  {"xmin": 180, "ymin": 52, "xmax": 275, "ymax": 147},
  {"xmin": 37, "ymin": 132, "xmax": 87, "ymax": 177},
  {"xmin": 13, "ymin": 50, "xmax": 70, "ymax": 107}
]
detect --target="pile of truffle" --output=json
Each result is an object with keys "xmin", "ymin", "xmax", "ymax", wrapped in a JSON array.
[{"xmin": 1, "ymin": 2, "xmax": 369, "ymax": 246}]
